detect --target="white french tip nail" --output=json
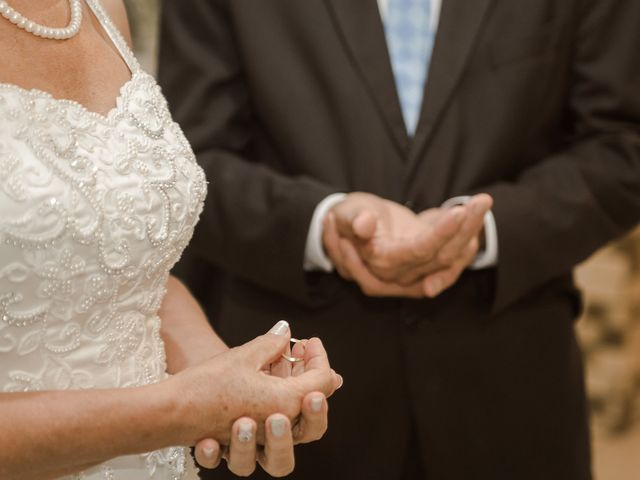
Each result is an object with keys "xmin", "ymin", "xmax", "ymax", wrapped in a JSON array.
[
  {"xmin": 269, "ymin": 320, "xmax": 289, "ymax": 336},
  {"xmin": 202, "ymin": 447, "xmax": 215, "ymax": 459},
  {"xmin": 238, "ymin": 421, "xmax": 253, "ymax": 443},
  {"xmin": 311, "ymin": 395, "xmax": 323, "ymax": 413},
  {"xmin": 271, "ymin": 417, "xmax": 286, "ymax": 437}
]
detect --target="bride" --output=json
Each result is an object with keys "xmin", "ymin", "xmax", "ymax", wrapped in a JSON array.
[{"xmin": 0, "ymin": 0, "xmax": 342, "ymax": 478}]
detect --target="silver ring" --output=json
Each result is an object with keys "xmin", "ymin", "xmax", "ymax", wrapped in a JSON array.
[{"xmin": 281, "ymin": 338, "xmax": 304, "ymax": 363}]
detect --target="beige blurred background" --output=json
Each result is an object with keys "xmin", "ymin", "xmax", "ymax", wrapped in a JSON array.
[{"xmin": 123, "ymin": 1, "xmax": 640, "ymax": 478}]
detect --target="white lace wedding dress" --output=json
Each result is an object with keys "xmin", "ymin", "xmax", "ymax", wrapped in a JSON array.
[{"xmin": 0, "ymin": 1, "xmax": 205, "ymax": 478}]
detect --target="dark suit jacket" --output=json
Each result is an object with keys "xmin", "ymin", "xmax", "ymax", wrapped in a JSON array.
[{"xmin": 158, "ymin": 1, "xmax": 640, "ymax": 479}]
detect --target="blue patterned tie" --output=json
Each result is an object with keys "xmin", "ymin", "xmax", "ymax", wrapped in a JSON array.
[{"xmin": 383, "ymin": 0, "xmax": 434, "ymax": 136}]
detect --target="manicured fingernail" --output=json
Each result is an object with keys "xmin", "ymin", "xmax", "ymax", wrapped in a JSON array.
[
  {"xmin": 269, "ymin": 320, "xmax": 289, "ymax": 336},
  {"xmin": 429, "ymin": 279, "xmax": 442, "ymax": 297},
  {"xmin": 202, "ymin": 447, "xmax": 215, "ymax": 459},
  {"xmin": 238, "ymin": 421, "xmax": 253, "ymax": 443},
  {"xmin": 311, "ymin": 395, "xmax": 323, "ymax": 413},
  {"xmin": 337, "ymin": 374, "xmax": 344, "ymax": 389},
  {"xmin": 271, "ymin": 417, "xmax": 286, "ymax": 437}
]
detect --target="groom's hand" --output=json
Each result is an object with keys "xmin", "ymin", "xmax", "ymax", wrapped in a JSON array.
[
  {"xmin": 323, "ymin": 192, "xmax": 492, "ymax": 298},
  {"xmin": 413, "ymin": 195, "xmax": 492, "ymax": 295},
  {"xmin": 322, "ymin": 192, "xmax": 462, "ymax": 298},
  {"xmin": 376, "ymin": 194, "xmax": 492, "ymax": 291},
  {"xmin": 328, "ymin": 193, "xmax": 468, "ymax": 278}
]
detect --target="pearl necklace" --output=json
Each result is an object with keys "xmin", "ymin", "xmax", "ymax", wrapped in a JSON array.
[{"xmin": 0, "ymin": 0, "xmax": 82, "ymax": 40}]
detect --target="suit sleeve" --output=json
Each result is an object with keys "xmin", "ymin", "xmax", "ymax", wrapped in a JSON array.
[
  {"xmin": 483, "ymin": 0, "xmax": 640, "ymax": 313},
  {"xmin": 157, "ymin": 0, "xmax": 338, "ymax": 304}
]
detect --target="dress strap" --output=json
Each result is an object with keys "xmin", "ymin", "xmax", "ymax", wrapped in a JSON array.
[{"xmin": 84, "ymin": 0, "xmax": 140, "ymax": 73}]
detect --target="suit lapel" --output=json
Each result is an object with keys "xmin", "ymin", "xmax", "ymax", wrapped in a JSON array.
[
  {"xmin": 324, "ymin": 0, "xmax": 410, "ymax": 155},
  {"xmin": 408, "ymin": 0, "xmax": 494, "ymax": 169}
]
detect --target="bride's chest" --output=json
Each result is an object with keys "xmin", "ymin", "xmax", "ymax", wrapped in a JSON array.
[
  {"xmin": 0, "ymin": 72, "xmax": 207, "ymax": 281},
  {"xmin": 0, "ymin": 74, "xmax": 206, "ymax": 372},
  {"xmin": 1, "ymin": 73, "xmax": 205, "ymax": 239}
]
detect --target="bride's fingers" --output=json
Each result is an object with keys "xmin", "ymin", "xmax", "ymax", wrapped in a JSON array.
[
  {"xmin": 293, "ymin": 392, "xmax": 328, "ymax": 445},
  {"xmin": 259, "ymin": 414, "xmax": 295, "ymax": 478},
  {"xmin": 303, "ymin": 338, "xmax": 330, "ymax": 371},
  {"xmin": 290, "ymin": 339, "xmax": 342, "ymax": 394},
  {"xmin": 193, "ymin": 438, "xmax": 222, "ymax": 470},
  {"xmin": 331, "ymin": 369, "xmax": 344, "ymax": 394},
  {"xmin": 296, "ymin": 337, "xmax": 343, "ymax": 397},
  {"xmin": 226, "ymin": 417, "xmax": 258, "ymax": 477},
  {"xmin": 291, "ymin": 340, "xmax": 307, "ymax": 377},
  {"xmin": 270, "ymin": 341, "xmax": 293, "ymax": 378}
]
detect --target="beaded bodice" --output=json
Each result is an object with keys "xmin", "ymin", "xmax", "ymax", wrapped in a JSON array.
[
  {"xmin": 0, "ymin": 1, "xmax": 206, "ymax": 479},
  {"xmin": 0, "ymin": 69, "xmax": 207, "ymax": 390}
]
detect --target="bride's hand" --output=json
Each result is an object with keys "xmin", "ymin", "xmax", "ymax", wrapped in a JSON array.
[
  {"xmin": 270, "ymin": 337, "xmax": 341, "ymax": 446},
  {"xmin": 167, "ymin": 320, "xmax": 341, "ymax": 446},
  {"xmin": 193, "ymin": 389, "xmax": 330, "ymax": 477},
  {"xmin": 193, "ymin": 336, "xmax": 340, "ymax": 476}
]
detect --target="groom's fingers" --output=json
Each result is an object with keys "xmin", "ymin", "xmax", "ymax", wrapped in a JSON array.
[
  {"xmin": 339, "ymin": 239, "xmax": 425, "ymax": 298},
  {"xmin": 362, "ymin": 207, "xmax": 466, "ymax": 282},
  {"xmin": 393, "ymin": 201, "xmax": 488, "ymax": 286},
  {"xmin": 323, "ymin": 213, "xmax": 353, "ymax": 280},
  {"xmin": 423, "ymin": 238, "xmax": 479, "ymax": 298},
  {"xmin": 434, "ymin": 195, "xmax": 492, "ymax": 267},
  {"xmin": 407, "ymin": 206, "xmax": 467, "ymax": 261},
  {"xmin": 351, "ymin": 211, "xmax": 378, "ymax": 240},
  {"xmin": 331, "ymin": 197, "xmax": 377, "ymax": 242}
]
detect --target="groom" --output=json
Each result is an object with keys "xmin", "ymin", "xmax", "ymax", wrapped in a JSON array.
[{"xmin": 158, "ymin": 1, "xmax": 640, "ymax": 479}]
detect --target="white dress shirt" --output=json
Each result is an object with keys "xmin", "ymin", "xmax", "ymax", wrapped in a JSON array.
[{"xmin": 303, "ymin": 0, "xmax": 498, "ymax": 272}]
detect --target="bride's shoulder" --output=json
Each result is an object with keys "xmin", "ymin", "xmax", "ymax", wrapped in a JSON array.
[{"xmin": 99, "ymin": 0, "xmax": 133, "ymax": 47}]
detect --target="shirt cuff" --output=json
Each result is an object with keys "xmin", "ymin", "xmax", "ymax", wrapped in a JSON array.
[
  {"xmin": 441, "ymin": 195, "xmax": 499, "ymax": 270},
  {"xmin": 303, "ymin": 193, "xmax": 348, "ymax": 272}
]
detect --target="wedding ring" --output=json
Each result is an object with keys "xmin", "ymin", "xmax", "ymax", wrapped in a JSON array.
[{"xmin": 281, "ymin": 338, "xmax": 305, "ymax": 363}]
